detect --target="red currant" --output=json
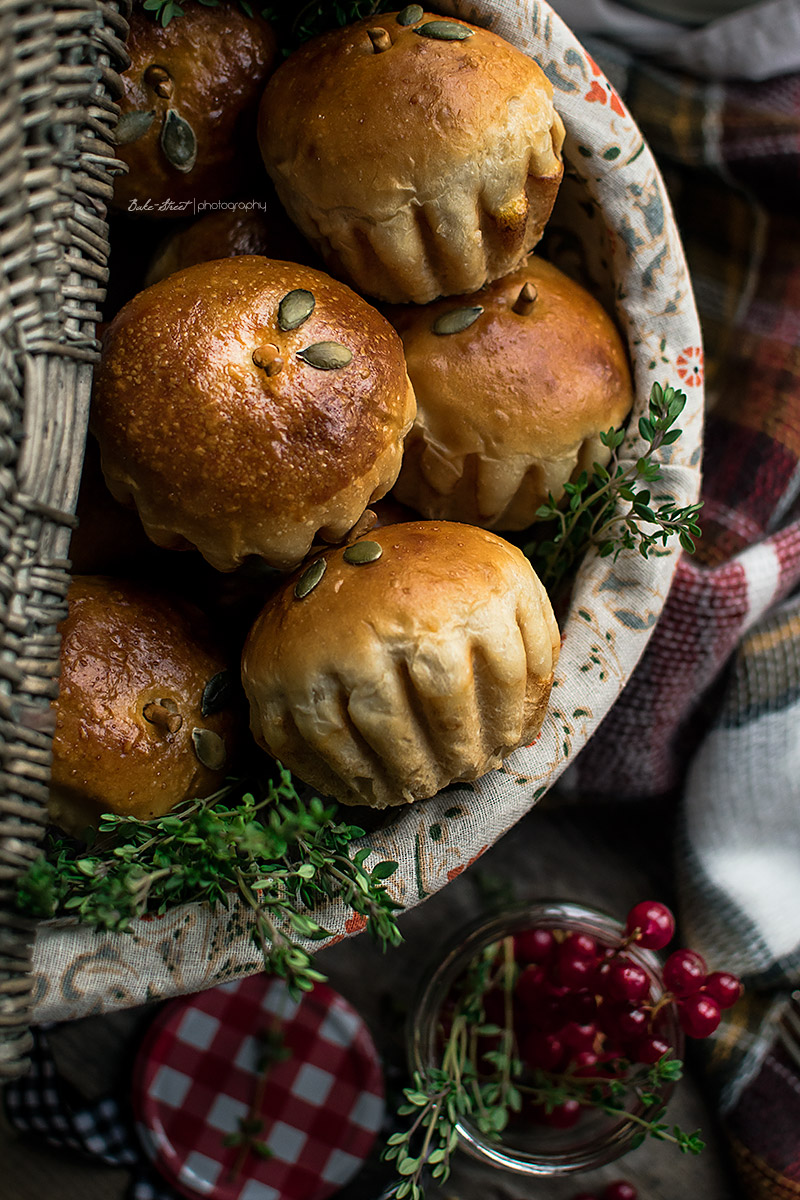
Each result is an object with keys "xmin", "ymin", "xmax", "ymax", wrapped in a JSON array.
[
  {"xmin": 561, "ymin": 1020, "xmax": 598, "ymax": 1052},
  {"xmin": 703, "ymin": 970, "xmax": 742, "ymax": 1010},
  {"xmin": 625, "ymin": 900, "xmax": 675, "ymax": 950},
  {"xmin": 631, "ymin": 1035, "xmax": 671, "ymax": 1064},
  {"xmin": 566, "ymin": 991, "xmax": 599, "ymax": 1023},
  {"xmin": 663, "ymin": 948, "xmax": 707, "ymax": 995},
  {"xmin": 679, "ymin": 992, "xmax": 721, "ymax": 1039},
  {"xmin": 515, "ymin": 965, "xmax": 548, "ymax": 1009},
  {"xmin": 572, "ymin": 1050, "xmax": 600, "ymax": 1076},
  {"xmin": 599, "ymin": 960, "xmax": 650, "ymax": 1005},
  {"xmin": 603, "ymin": 1005, "xmax": 648, "ymax": 1041},
  {"xmin": 518, "ymin": 992, "xmax": 564, "ymax": 1034},
  {"xmin": 537, "ymin": 1098, "xmax": 582, "ymax": 1128},
  {"xmin": 514, "ymin": 927, "xmax": 556, "ymax": 964},
  {"xmin": 604, "ymin": 1182, "xmax": 638, "ymax": 1200},
  {"xmin": 566, "ymin": 931, "xmax": 599, "ymax": 959},
  {"xmin": 521, "ymin": 1031, "xmax": 564, "ymax": 1072},
  {"xmin": 555, "ymin": 946, "xmax": 597, "ymax": 990}
]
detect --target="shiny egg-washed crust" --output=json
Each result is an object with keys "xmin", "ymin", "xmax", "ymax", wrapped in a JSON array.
[
  {"xmin": 242, "ymin": 522, "xmax": 560, "ymax": 808},
  {"xmin": 92, "ymin": 256, "xmax": 416, "ymax": 571},
  {"xmin": 389, "ymin": 257, "xmax": 634, "ymax": 529},
  {"xmin": 113, "ymin": 4, "xmax": 278, "ymax": 213},
  {"xmin": 49, "ymin": 577, "xmax": 239, "ymax": 838},
  {"xmin": 258, "ymin": 12, "xmax": 565, "ymax": 305}
]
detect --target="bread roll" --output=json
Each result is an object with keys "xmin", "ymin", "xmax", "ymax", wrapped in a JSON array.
[
  {"xmin": 258, "ymin": 11, "xmax": 564, "ymax": 304},
  {"xmin": 113, "ymin": 3, "xmax": 277, "ymax": 214},
  {"xmin": 242, "ymin": 522, "xmax": 560, "ymax": 808},
  {"xmin": 92, "ymin": 256, "xmax": 416, "ymax": 571},
  {"xmin": 144, "ymin": 203, "xmax": 315, "ymax": 287},
  {"xmin": 389, "ymin": 257, "xmax": 634, "ymax": 528},
  {"xmin": 49, "ymin": 577, "xmax": 239, "ymax": 838}
]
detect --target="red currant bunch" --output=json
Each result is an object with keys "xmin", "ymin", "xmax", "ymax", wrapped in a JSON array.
[
  {"xmin": 506, "ymin": 899, "xmax": 742, "ymax": 1123},
  {"xmin": 660, "ymin": 948, "xmax": 743, "ymax": 1039}
]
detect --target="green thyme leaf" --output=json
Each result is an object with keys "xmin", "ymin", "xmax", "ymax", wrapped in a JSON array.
[
  {"xmin": 525, "ymin": 382, "xmax": 702, "ymax": 597},
  {"xmin": 16, "ymin": 771, "xmax": 403, "ymax": 995}
]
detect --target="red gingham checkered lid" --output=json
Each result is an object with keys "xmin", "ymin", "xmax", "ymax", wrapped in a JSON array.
[{"xmin": 132, "ymin": 974, "xmax": 385, "ymax": 1200}]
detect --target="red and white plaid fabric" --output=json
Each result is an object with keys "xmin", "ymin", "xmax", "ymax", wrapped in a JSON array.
[{"xmin": 133, "ymin": 976, "xmax": 384, "ymax": 1200}]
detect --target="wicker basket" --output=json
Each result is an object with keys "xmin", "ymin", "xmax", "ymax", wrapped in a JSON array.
[
  {"xmin": 0, "ymin": 0, "xmax": 130, "ymax": 1078},
  {"xmin": 1, "ymin": 0, "xmax": 704, "ymax": 1080}
]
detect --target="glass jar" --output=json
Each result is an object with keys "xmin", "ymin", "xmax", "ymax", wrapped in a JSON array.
[{"xmin": 407, "ymin": 899, "xmax": 684, "ymax": 1178}]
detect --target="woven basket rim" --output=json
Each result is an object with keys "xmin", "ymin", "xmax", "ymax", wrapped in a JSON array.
[{"xmin": 25, "ymin": 0, "xmax": 704, "ymax": 1027}]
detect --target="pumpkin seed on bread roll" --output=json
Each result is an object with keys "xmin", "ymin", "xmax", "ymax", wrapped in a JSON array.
[
  {"xmin": 258, "ymin": 9, "xmax": 565, "ymax": 304},
  {"xmin": 113, "ymin": 2, "xmax": 278, "ymax": 214},
  {"xmin": 49, "ymin": 577, "xmax": 240, "ymax": 839},
  {"xmin": 92, "ymin": 256, "xmax": 416, "ymax": 572},
  {"xmin": 241, "ymin": 521, "xmax": 560, "ymax": 808},
  {"xmin": 388, "ymin": 256, "xmax": 634, "ymax": 529}
]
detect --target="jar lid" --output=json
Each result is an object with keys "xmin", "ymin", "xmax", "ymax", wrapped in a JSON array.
[{"xmin": 133, "ymin": 974, "xmax": 385, "ymax": 1200}]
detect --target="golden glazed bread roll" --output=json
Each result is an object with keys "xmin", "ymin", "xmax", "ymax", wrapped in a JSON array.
[
  {"xmin": 242, "ymin": 522, "xmax": 560, "ymax": 808},
  {"xmin": 113, "ymin": 3, "xmax": 278, "ymax": 214},
  {"xmin": 389, "ymin": 257, "xmax": 634, "ymax": 529},
  {"xmin": 144, "ymin": 203, "xmax": 315, "ymax": 287},
  {"xmin": 92, "ymin": 256, "xmax": 416, "ymax": 571},
  {"xmin": 49, "ymin": 577, "xmax": 239, "ymax": 838},
  {"xmin": 258, "ymin": 11, "xmax": 565, "ymax": 304}
]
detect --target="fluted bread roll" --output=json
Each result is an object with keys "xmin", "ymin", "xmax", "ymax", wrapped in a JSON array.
[
  {"xmin": 258, "ymin": 11, "xmax": 565, "ymax": 304},
  {"xmin": 92, "ymin": 256, "xmax": 416, "ymax": 572},
  {"xmin": 49, "ymin": 577, "xmax": 240, "ymax": 838},
  {"xmin": 389, "ymin": 257, "xmax": 634, "ymax": 529},
  {"xmin": 242, "ymin": 522, "xmax": 560, "ymax": 808}
]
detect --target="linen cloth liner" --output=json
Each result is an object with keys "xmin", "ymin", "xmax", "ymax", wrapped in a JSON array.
[
  {"xmin": 543, "ymin": 2, "xmax": 800, "ymax": 1195},
  {"xmin": 28, "ymin": 0, "xmax": 703, "ymax": 1022}
]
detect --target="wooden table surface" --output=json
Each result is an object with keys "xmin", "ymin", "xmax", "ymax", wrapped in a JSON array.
[{"xmin": 1, "ymin": 799, "xmax": 746, "ymax": 1200}]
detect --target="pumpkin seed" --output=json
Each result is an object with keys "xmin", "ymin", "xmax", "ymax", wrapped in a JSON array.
[
  {"xmin": 397, "ymin": 4, "xmax": 423, "ymax": 24},
  {"xmin": 432, "ymin": 305, "xmax": 484, "ymax": 335},
  {"xmin": 252, "ymin": 344, "xmax": 283, "ymax": 375},
  {"xmin": 295, "ymin": 558, "xmax": 326, "ymax": 599},
  {"xmin": 192, "ymin": 728, "xmax": 226, "ymax": 771},
  {"xmin": 415, "ymin": 20, "xmax": 473, "ymax": 41},
  {"xmin": 512, "ymin": 282, "xmax": 538, "ymax": 315},
  {"xmin": 144, "ymin": 64, "xmax": 173, "ymax": 98},
  {"xmin": 142, "ymin": 700, "xmax": 182, "ymax": 734},
  {"xmin": 278, "ymin": 288, "xmax": 315, "ymax": 331},
  {"xmin": 297, "ymin": 342, "xmax": 353, "ymax": 370},
  {"xmin": 115, "ymin": 109, "xmax": 155, "ymax": 145},
  {"xmin": 202, "ymin": 671, "xmax": 233, "ymax": 718},
  {"xmin": 160, "ymin": 108, "xmax": 197, "ymax": 173},
  {"xmin": 343, "ymin": 540, "xmax": 383, "ymax": 565},
  {"xmin": 368, "ymin": 27, "xmax": 392, "ymax": 52}
]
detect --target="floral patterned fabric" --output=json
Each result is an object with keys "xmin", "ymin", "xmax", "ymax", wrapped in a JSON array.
[{"xmin": 30, "ymin": 0, "xmax": 704, "ymax": 1022}]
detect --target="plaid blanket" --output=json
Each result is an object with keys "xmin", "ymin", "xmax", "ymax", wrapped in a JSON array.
[{"xmin": 557, "ymin": 13, "xmax": 800, "ymax": 1199}]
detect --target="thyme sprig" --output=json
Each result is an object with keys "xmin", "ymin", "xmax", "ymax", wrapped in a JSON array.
[
  {"xmin": 250, "ymin": 0, "xmax": 395, "ymax": 50},
  {"xmin": 223, "ymin": 1025, "xmax": 290, "ymax": 1177},
  {"xmin": 142, "ymin": 0, "xmax": 272, "ymax": 27},
  {"xmin": 144, "ymin": 0, "xmax": 391, "ymax": 38},
  {"xmin": 16, "ymin": 771, "xmax": 402, "ymax": 993},
  {"xmin": 526, "ymin": 383, "xmax": 702, "ymax": 596},
  {"xmin": 387, "ymin": 936, "xmax": 704, "ymax": 1198}
]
